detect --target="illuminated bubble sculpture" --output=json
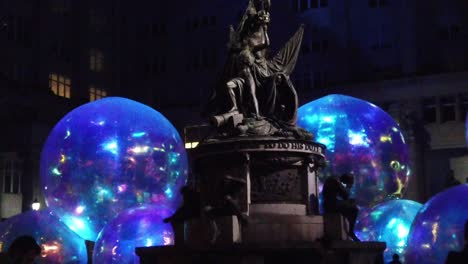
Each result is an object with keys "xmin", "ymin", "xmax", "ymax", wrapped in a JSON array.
[
  {"xmin": 355, "ymin": 199, "xmax": 422, "ymax": 263},
  {"xmin": 297, "ymin": 94, "xmax": 410, "ymax": 207},
  {"xmin": 405, "ymin": 184, "xmax": 468, "ymax": 264},
  {"xmin": 40, "ymin": 97, "xmax": 188, "ymax": 241},
  {"xmin": 0, "ymin": 209, "xmax": 87, "ymax": 264},
  {"xmin": 93, "ymin": 205, "xmax": 173, "ymax": 264}
]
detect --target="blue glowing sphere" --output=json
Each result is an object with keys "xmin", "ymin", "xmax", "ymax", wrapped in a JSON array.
[
  {"xmin": 405, "ymin": 184, "xmax": 468, "ymax": 264},
  {"xmin": 355, "ymin": 199, "xmax": 422, "ymax": 263},
  {"xmin": 40, "ymin": 97, "xmax": 188, "ymax": 241},
  {"xmin": 298, "ymin": 94, "xmax": 410, "ymax": 207},
  {"xmin": 92, "ymin": 205, "xmax": 173, "ymax": 263},
  {"xmin": 0, "ymin": 210, "xmax": 87, "ymax": 264}
]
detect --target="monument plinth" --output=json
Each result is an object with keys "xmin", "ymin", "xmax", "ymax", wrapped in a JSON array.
[{"xmin": 187, "ymin": 137, "xmax": 326, "ymax": 246}]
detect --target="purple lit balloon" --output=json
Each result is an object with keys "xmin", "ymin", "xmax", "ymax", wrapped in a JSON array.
[
  {"xmin": 298, "ymin": 94, "xmax": 410, "ymax": 207},
  {"xmin": 405, "ymin": 184, "xmax": 468, "ymax": 264},
  {"xmin": 93, "ymin": 205, "xmax": 174, "ymax": 264},
  {"xmin": 0, "ymin": 210, "xmax": 87, "ymax": 264},
  {"xmin": 40, "ymin": 97, "xmax": 188, "ymax": 241},
  {"xmin": 355, "ymin": 199, "xmax": 422, "ymax": 263}
]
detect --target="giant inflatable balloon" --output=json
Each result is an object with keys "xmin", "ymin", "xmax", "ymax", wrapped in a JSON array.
[
  {"xmin": 93, "ymin": 205, "xmax": 173, "ymax": 263},
  {"xmin": 298, "ymin": 94, "xmax": 410, "ymax": 207},
  {"xmin": 0, "ymin": 210, "xmax": 87, "ymax": 264},
  {"xmin": 40, "ymin": 97, "xmax": 188, "ymax": 241},
  {"xmin": 405, "ymin": 184, "xmax": 468, "ymax": 264},
  {"xmin": 355, "ymin": 199, "xmax": 422, "ymax": 263}
]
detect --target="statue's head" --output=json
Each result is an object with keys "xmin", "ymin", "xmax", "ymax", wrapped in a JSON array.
[
  {"xmin": 340, "ymin": 172, "xmax": 355, "ymax": 187},
  {"xmin": 256, "ymin": 10, "xmax": 270, "ymax": 25}
]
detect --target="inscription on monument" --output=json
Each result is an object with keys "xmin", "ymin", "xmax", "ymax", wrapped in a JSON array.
[{"xmin": 263, "ymin": 142, "xmax": 324, "ymax": 154}]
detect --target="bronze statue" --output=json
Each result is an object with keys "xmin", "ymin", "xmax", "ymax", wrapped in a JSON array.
[{"xmin": 205, "ymin": 0, "xmax": 311, "ymax": 139}]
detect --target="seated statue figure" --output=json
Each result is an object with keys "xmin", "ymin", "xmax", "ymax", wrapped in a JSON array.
[{"xmin": 204, "ymin": 0, "xmax": 310, "ymax": 139}]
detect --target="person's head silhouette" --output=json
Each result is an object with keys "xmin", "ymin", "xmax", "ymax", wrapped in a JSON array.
[{"xmin": 8, "ymin": 235, "xmax": 41, "ymax": 264}]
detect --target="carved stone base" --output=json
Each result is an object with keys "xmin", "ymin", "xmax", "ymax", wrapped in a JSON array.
[
  {"xmin": 136, "ymin": 241, "xmax": 386, "ymax": 264},
  {"xmin": 242, "ymin": 214, "xmax": 324, "ymax": 244},
  {"xmin": 184, "ymin": 216, "xmax": 241, "ymax": 247},
  {"xmin": 324, "ymin": 213, "xmax": 350, "ymax": 241}
]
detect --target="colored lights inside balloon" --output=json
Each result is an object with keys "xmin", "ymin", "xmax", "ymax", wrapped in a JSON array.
[
  {"xmin": 93, "ymin": 205, "xmax": 174, "ymax": 264},
  {"xmin": 40, "ymin": 97, "xmax": 188, "ymax": 241},
  {"xmin": 0, "ymin": 210, "xmax": 87, "ymax": 264},
  {"xmin": 405, "ymin": 185, "xmax": 468, "ymax": 264},
  {"xmin": 355, "ymin": 200, "xmax": 422, "ymax": 263},
  {"xmin": 297, "ymin": 94, "xmax": 410, "ymax": 208}
]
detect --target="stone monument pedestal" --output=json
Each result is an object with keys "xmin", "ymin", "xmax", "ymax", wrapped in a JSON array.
[
  {"xmin": 136, "ymin": 241, "xmax": 386, "ymax": 264},
  {"xmin": 136, "ymin": 137, "xmax": 386, "ymax": 263}
]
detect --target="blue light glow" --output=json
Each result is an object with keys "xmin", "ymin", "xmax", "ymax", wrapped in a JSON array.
[
  {"xmin": 102, "ymin": 140, "xmax": 119, "ymax": 155},
  {"xmin": 297, "ymin": 94, "xmax": 410, "ymax": 208},
  {"xmin": 405, "ymin": 185, "xmax": 468, "ymax": 264},
  {"xmin": 355, "ymin": 199, "xmax": 422, "ymax": 263},
  {"xmin": 0, "ymin": 210, "xmax": 87, "ymax": 263},
  {"xmin": 93, "ymin": 205, "xmax": 174, "ymax": 263},
  {"xmin": 40, "ymin": 97, "xmax": 188, "ymax": 241}
]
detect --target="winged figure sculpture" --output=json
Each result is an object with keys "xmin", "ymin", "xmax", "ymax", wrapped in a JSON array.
[{"xmin": 205, "ymin": 0, "xmax": 310, "ymax": 139}]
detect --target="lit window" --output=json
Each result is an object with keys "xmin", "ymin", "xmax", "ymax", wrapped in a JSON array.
[
  {"xmin": 89, "ymin": 48, "xmax": 104, "ymax": 72},
  {"xmin": 185, "ymin": 142, "xmax": 199, "ymax": 149},
  {"xmin": 49, "ymin": 73, "xmax": 71, "ymax": 98},
  {"xmin": 89, "ymin": 86, "xmax": 107, "ymax": 101}
]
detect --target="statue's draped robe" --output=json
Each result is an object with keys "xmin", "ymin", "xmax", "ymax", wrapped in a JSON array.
[{"xmin": 206, "ymin": 26, "xmax": 304, "ymax": 127}]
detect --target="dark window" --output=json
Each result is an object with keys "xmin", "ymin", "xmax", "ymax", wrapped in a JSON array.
[
  {"xmin": 450, "ymin": 25, "xmax": 460, "ymax": 40},
  {"xmin": 320, "ymin": 0, "xmax": 328, "ymax": 7},
  {"xmin": 423, "ymin": 97, "xmax": 437, "ymax": 123},
  {"xmin": 210, "ymin": 16, "xmax": 217, "ymax": 26},
  {"xmin": 311, "ymin": 0, "xmax": 318, "ymax": 8},
  {"xmin": 322, "ymin": 40, "xmax": 329, "ymax": 52},
  {"xmin": 2, "ymin": 159, "xmax": 21, "ymax": 194},
  {"xmin": 311, "ymin": 41, "xmax": 320, "ymax": 52},
  {"xmin": 292, "ymin": 0, "xmax": 299, "ymax": 12},
  {"xmin": 459, "ymin": 93, "xmax": 468, "ymax": 122},
  {"xmin": 4, "ymin": 161, "xmax": 11, "ymax": 193},
  {"xmin": 300, "ymin": 0, "xmax": 308, "ymax": 11},
  {"xmin": 202, "ymin": 16, "xmax": 209, "ymax": 26},
  {"xmin": 438, "ymin": 28, "xmax": 449, "ymax": 40},
  {"xmin": 440, "ymin": 96, "xmax": 456, "ymax": 122},
  {"xmin": 369, "ymin": 0, "xmax": 377, "ymax": 8}
]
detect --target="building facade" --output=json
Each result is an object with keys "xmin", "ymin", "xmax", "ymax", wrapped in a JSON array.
[{"xmin": 0, "ymin": 0, "xmax": 467, "ymax": 218}]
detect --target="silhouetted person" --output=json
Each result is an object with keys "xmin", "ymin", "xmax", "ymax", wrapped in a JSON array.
[
  {"xmin": 163, "ymin": 185, "xmax": 201, "ymax": 224},
  {"xmin": 445, "ymin": 220, "xmax": 468, "ymax": 264},
  {"xmin": 0, "ymin": 235, "xmax": 41, "ymax": 264},
  {"xmin": 322, "ymin": 172, "xmax": 360, "ymax": 241},
  {"xmin": 445, "ymin": 169, "xmax": 460, "ymax": 188},
  {"xmin": 203, "ymin": 175, "xmax": 248, "ymax": 243},
  {"xmin": 388, "ymin": 253, "xmax": 402, "ymax": 264}
]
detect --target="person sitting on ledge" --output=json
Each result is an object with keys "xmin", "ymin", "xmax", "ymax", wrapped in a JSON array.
[
  {"xmin": 322, "ymin": 172, "xmax": 360, "ymax": 242},
  {"xmin": 0, "ymin": 235, "xmax": 41, "ymax": 264}
]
